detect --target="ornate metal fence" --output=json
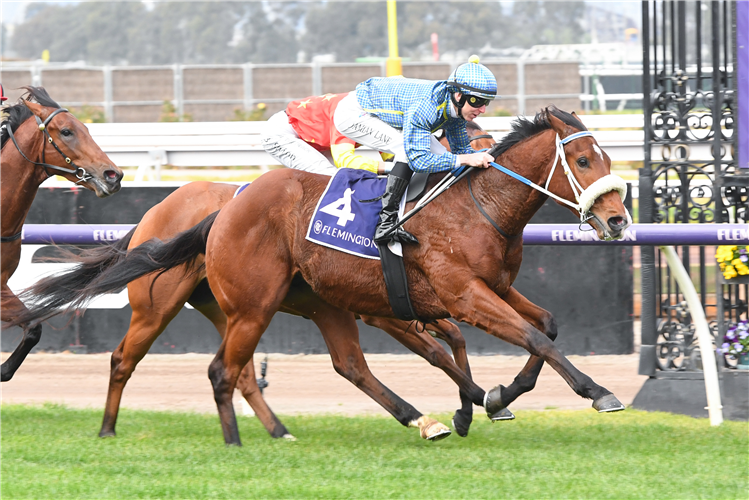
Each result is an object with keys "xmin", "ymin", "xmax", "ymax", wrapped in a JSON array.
[{"xmin": 639, "ymin": 0, "xmax": 742, "ymax": 378}]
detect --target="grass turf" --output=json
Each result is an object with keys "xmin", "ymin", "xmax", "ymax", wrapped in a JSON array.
[{"xmin": 2, "ymin": 404, "xmax": 747, "ymax": 499}]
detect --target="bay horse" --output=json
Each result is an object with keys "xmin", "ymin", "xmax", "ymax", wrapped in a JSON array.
[
  {"xmin": 0, "ymin": 87, "xmax": 123, "ymax": 382},
  {"xmin": 61, "ymin": 122, "xmax": 500, "ymax": 440},
  {"xmin": 82, "ymin": 182, "xmax": 478, "ymax": 440},
  {"xmin": 10, "ymin": 107, "xmax": 629, "ymax": 444}
]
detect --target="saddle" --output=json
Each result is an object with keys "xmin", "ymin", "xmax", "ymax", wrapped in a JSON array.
[{"xmin": 405, "ymin": 172, "xmax": 430, "ymax": 202}]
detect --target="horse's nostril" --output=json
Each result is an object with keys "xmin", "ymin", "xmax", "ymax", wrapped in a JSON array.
[
  {"xmin": 105, "ymin": 170, "xmax": 122, "ymax": 183},
  {"xmin": 608, "ymin": 216, "xmax": 626, "ymax": 231}
]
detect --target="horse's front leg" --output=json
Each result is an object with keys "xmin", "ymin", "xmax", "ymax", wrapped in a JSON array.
[
  {"xmin": 484, "ymin": 286, "xmax": 560, "ymax": 420},
  {"xmin": 360, "ymin": 316, "xmax": 484, "ymax": 437},
  {"xmin": 1, "ymin": 284, "xmax": 42, "ymax": 382},
  {"xmin": 445, "ymin": 280, "xmax": 624, "ymax": 419}
]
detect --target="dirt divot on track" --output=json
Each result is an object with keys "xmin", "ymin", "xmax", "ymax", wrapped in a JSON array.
[{"xmin": 2, "ymin": 352, "xmax": 646, "ymax": 416}]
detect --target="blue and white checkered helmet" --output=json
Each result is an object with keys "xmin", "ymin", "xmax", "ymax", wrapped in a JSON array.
[{"xmin": 447, "ymin": 55, "xmax": 497, "ymax": 100}]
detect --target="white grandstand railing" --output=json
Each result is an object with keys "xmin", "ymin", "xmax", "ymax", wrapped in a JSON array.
[{"xmin": 81, "ymin": 114, "xmax": 717, "ymax": 182}]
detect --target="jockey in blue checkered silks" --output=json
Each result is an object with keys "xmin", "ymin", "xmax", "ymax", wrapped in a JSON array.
[{"xmin": 334, "ymin": 56, "xmax": 498, "ymax": 246}]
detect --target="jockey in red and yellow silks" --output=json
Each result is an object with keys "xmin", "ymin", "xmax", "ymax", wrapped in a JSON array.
[{"xmin": 262, "ymin": 93, "xmax": 389, "ymax": 176}]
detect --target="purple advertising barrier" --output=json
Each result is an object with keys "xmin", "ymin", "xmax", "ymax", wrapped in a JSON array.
[
  {"xmin": 522, "ymin": 224, "xmax": 749, "ymax": 246},
  {"xmin": 20, "ymin": 223, "xmax": 749, "ymax": 246},
  {"xmin": 739, "ymin": 0, "xmax": 749, "ymax": 169},
  {"xmin": 22, "ymin": 224, "xmax": 136, "ymax": 245}
]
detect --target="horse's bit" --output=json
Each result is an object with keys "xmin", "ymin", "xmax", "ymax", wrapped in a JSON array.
[
  {"xmin": 4, "ymin": 108, "xmax": 93, "ymax": 184},
  {"xmin": 2, "ymin": 108, "xmax": 93, "ymax": 243}
]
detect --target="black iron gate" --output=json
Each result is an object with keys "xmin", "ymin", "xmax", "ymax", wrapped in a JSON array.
[{"xmin": 637, "ymin": 0, "xmax": 747, "ymax": 418}]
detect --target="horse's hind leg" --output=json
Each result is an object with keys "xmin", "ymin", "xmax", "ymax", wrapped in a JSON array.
[
  {"xmin": 208, "ymin": 311, "xmax": 279, "ymax": 446},
  {"xmin": 427, "ymin": 319, "xmax": 479, "ymax": 435},
  {"xmin": 1, "ymin": 286, "xmax": 43, "ymax": 382},
  {"xmin": 361, "ymin": 316, "xmax": 483, "ymax": 437},
  {"xmin": 99, "ymin": 280, "xmax": 194, "ymax": 437},
  {"xmin": 486, "ymin": 287, "xmax": 559, "ymax": 419},
  {"xmin": 100, "ymin": 269, "xmax": 202, "ymax": 437},
  {"xmin": 189, "ymin": 284, "xmax": 294, "ymax": 440}
]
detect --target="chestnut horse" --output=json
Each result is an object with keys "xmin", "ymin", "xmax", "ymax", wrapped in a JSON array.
[
  {"xmin": 70, "ymin": 123, "xmax": 499, "ymax": 440},
  {"xmin": 1, "ymin": 87, "xmax": 123, "ymax": 382},
  {"xmin": 86, "ymin": 183, "xmax": 477, "ymax": 440},
  {"xmin": 10, "ymin": 108, "xmax": 628, "ymax": 444}
]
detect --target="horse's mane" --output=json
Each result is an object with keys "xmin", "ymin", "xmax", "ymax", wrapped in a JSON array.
[
  {"xmin": 1, "ymin": 86, "xmax": 60, "ymax": 149},
  {"xmin": 489, "ymin": 106, "xmax": 586, "ymax": 158}
]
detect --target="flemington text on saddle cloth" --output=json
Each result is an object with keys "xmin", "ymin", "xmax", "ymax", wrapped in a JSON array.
[{"xmin": 306, "ymin": 168, "xmax": 393, "ymax": 260}]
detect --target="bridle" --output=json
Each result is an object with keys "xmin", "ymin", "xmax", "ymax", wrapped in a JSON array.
[
  {"xmin": 1, "ymin": 107, "xmax": 93, "ymax": 243},
  {"xmin": 468, "ymin": 130, "xmax": 627, "ymax": 239},
  {"xmin": 469, "ymin": 134, "xmax": 494, "ymax": 143},
  {"xmin": 4, "ymin": 107, "xmax": 93, "ymax": 184}
]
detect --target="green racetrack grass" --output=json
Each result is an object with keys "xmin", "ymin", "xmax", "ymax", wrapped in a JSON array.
[{"xmin": 2, "ymin": 404, "xmax": 747, "ymax": 499}]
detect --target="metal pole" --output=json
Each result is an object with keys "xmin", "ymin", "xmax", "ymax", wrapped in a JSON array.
[
  {"xmin": 173, "ymin": 64, "xmax": 184, "ymax": 119},
  {"xmin": 103, "ymin": 66, "xmax": 113, "ymax": 123},
  {"xmin": 660, "ymin": 246, "xmax": 723, "ymax": 426},
  {"xmin": 243, "ymin": 63, "xmax": 253, "ymax": 110},
  {"xmin": 386, "ymin": 0, "xmax": 402, "ymax": 76},
  {"xmin": 639, "ymin": 0, "xmax": 657, "ymax": 377},
  {"xmin": 517, "ymin": 50, "xmax": 530, "ymax": 116}
]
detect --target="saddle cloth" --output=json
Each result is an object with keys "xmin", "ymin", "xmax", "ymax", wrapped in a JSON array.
[
  {"xmin": 233, "ymin": 182, "xmax": 251, "ymax": 198},
  {"xmin": 306, "ymin": 168, "xmax": 407, "ymax": 260}
]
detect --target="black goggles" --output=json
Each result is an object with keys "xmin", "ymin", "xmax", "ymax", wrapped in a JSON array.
[{"xmin": 465, "ymin": 95, "xmax": 491, "ymax": 108}]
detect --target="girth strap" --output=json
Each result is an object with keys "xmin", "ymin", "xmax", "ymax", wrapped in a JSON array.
[{"xmin": 1, "ymin": 231, "xmax": 22, "ymax": 243}]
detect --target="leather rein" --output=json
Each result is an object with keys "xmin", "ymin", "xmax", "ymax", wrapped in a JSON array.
[{"xmin": 1, "ymin": 108, "xmax": 92, "ymax": 243}]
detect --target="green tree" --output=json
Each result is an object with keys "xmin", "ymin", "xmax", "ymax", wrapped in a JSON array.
[
  {"xmin": 508, "ymin": 1, "xmax": 586, "ymax": 47},
  {"xmin": 84, "ymin": 3, "xmax": 142, "ymax": 64},
  {"xmin": 302, "ymin": 3, "xmax": 388, "ymax": 61},
  {"xmin": 232, "ymin": 2, "xmax": 301, "ymax": 63},
  {"xmin": 11, "ymin": 3, "xmax": 88, "ymax": 62},
  {"xmin": 398, "ymin": 2, "xmax": 509, "ymax": 58}
]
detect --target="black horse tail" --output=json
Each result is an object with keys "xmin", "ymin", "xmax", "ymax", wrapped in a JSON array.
[{"xmin": 9, "ymin": 211, "xmax": 219, "ymax": 328}]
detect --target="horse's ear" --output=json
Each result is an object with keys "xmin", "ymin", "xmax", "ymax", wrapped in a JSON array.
[
  {"xmin": 22, "ymin": 99, "xmax": 52, "ymax": 122},
  {"xmin": 546, "ymin": 109, "xmax": 572, "ymax": 137}
]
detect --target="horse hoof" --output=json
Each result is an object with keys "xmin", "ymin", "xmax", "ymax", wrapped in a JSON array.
[
  {"xmin": 489, "ymin": 407, "xmax": 515, "ymax": 421},
  {"xmin": 412, "ymin": 416, "xmax": 451, "ymax": 441},
  {"xmin": 484, "ymin": 384, "xmax": 508, "ymax": 418},
  {"xmin": 593, "ymin": 394, "xmax": 625, "ymax": 413},
  {"xmin": 98, "ymin": 430, "xmax": 116, "ymax": 438},
  {"xmin": 425, "ymin": 425, "xmax": 452, "ymax": 442},
  {"xmin": 452, "ymin": 409, "xmax": 473, "ymax": 437},
  {"xmin": 282, "ymin": 433, "xmax": 297, "ymax": 441}
]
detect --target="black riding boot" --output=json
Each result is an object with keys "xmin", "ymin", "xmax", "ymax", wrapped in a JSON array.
[{"xmin": 374, "ymin": 162, "xmax": 419, "ymax": 245}]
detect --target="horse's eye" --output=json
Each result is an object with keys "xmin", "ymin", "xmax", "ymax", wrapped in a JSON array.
[
  {"xmin": 60, "ymin": 129, "xmax": 73, "ymax": 137},
  {"xmin": 577, "ymin": 156, "xmax": 589, "ymax": 168}
]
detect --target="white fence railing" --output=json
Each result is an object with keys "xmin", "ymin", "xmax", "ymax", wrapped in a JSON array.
[{"xmin": 84, "ymin": 114, "xmax": 656, "ymax": 181}]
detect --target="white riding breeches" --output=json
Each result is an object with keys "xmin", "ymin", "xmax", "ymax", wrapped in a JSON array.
[
  {"xmin": 333, "ymin": 92, "xmax": 449, "ymax": 167},
  {"xmin": 261, "ymin": 111, "xmax": 338, "ymax": 176}
]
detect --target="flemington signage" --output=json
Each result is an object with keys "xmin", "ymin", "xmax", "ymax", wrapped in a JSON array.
[
  {"xmin": 551, "ymin": 228, "xmax": 637, "ymax": 243},
  {"xmin": 19, "ymin": 223, "xmax": 749, "ymax": 246}
]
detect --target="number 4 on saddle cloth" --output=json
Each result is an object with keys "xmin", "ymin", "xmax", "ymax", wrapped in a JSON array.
[
  {"xmin": 306, "ymin": 168, "xmax": 423, "ymax": 321},
  {"xmin": 306, "ymin": 168, "xmax": 393, "ymax": 259}
]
